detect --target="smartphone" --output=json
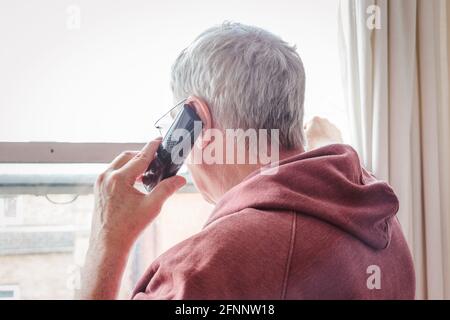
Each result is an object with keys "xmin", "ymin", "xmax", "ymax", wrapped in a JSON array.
[{"xmin": 142, "ymin": 104, "xmax": 203, "ymax": 192}]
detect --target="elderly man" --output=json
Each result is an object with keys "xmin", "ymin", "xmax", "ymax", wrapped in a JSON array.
[{"xmin": 78, "ymin": 22, "xmax": 415, "ymax": 300}]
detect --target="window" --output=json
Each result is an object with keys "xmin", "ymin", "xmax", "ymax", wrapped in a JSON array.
[
  {"xmin": 0, "ymin": 0, "xmax": 348, "ymax": 143},
  {"xmin": 0, "ymin": 0, "xmax": 347, "ymax": 299}
]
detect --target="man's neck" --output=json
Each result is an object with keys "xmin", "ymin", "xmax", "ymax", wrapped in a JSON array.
[{"xmin": 213, "ymin": 147, "xmax": 305, "ymax": 202}]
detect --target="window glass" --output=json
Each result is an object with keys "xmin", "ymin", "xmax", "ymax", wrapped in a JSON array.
[
  {"xmin": 0, "ymin": 192, "xmax": 211, "ymax": 299},
  {"xmin": 0, "ymin": 0, "xmax": 348, "ymax": 143}
]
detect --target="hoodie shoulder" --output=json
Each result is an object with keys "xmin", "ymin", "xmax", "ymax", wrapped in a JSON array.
[
  {"xmin": 206, "ymin": 143, "xmax": 399, "ymax": 250},
  {"xmin": 133, "ymin": 208, "xmax": 296, "ymax": 300}
]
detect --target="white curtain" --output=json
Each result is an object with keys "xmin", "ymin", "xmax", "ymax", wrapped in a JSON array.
[{"xmin": 338, "ymin": 0, "xmax": 450, "ymax": 299}]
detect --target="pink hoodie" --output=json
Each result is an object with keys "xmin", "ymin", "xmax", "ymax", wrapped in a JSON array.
[{"xmin": 132, "ymin": 144, "xmax": 415, "ymax": 299}]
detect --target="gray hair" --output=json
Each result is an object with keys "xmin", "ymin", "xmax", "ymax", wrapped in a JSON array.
[{"xmin": 170, "ymin": 22, "xmax": 306, "ymax": 149}]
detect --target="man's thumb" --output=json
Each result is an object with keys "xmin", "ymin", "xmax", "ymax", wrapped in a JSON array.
[{"xmin": 146, "ymin": 175, "xmax": 187, "ymax": 205}]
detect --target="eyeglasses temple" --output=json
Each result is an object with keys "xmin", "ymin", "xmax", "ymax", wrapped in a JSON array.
[{"xmin": 153, "ymin": 98, "xmax": 187, "ymax": 129}]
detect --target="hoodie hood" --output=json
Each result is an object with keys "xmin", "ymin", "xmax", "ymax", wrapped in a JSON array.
[{"xmin": 205, "ymin": 144, "xmax": 399, "ymax": 250}]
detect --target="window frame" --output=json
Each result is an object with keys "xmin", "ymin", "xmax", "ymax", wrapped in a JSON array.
[
  {"xmin": 0, "ymin": 142, "xmax": 197, "ymax": 195},
  {"xmin": 0, "ymin": 142, "xmax": 145, "ymax": 163}
]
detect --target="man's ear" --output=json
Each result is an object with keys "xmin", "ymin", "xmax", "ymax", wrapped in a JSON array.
[{"xmin": 186, "ymin": 96, "xmax": 213, "ymax": 149}]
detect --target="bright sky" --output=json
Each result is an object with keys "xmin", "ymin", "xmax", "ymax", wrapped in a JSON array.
[{"xmin": 0, "ymin": 0, "xmax": 348, "ymax": 143}]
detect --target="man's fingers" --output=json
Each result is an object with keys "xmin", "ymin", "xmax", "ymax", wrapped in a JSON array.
[
  {"xmin": 146, "ymin": 175, "xmax": 186, "ymax": 207},
  {"xmin": 108, "ymin": 151, "xmax": 139, "ymax": 170},
  {"xmin": 118, "ymin": 138, "xmax": 162, "ymax": 179}
]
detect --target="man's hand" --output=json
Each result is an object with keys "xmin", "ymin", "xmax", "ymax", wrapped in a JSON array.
[
  {"xmin": 304, "ymin": 116, "xmax": 343, "ymax": 151},
  {"xmin": 77, "ymin": 138, "xmax": 186, "ymax": 300},
  {"xmin": 90, "ymin": 138, "xmax": 186, "ymax": 249}
]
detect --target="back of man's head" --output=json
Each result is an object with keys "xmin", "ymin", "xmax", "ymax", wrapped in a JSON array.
[{"xmin": 171, "ymin": 22, "xmax": 306, "ymax": 149}]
